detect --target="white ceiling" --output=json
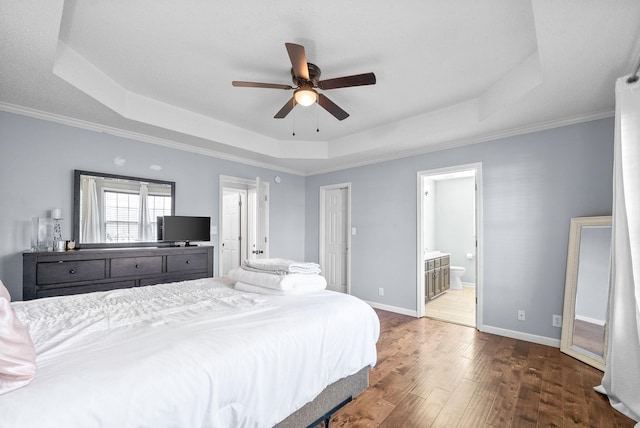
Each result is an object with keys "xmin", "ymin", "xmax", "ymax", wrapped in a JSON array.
[{"xmin": 1, "ymin": 1, "xmax": 639, "ymax": 175}]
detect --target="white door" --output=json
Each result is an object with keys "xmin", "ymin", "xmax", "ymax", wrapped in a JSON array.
[
  {"xmin": 322, "ymin": 186, "xmax": 349, "ymax": 293},
  {"xmin": 247, "ymin": 189, "xmax": 258, "ymax": 260},
  {"xmin": 255, "ymin": 177, "xmax": 269, "ymax": 259},
  {"xmin": 222, "ymin": 192, "xmax": 241, "ymax": 275}
]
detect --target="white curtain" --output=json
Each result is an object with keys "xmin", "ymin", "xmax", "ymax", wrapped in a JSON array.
[
  {"xmin": 80, "ymin": 178, "xmax": 101, "ymax": 243},
  {"xmin": 596, "ymin": 74, "xmax": 640, "ymax": 424},
  {"xmin": 138, "ymin": 184, "xmax": 153, "ymax": 241}
]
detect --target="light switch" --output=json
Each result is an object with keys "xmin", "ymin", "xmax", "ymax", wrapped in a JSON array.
[
  {"xmin": 352, "ymin": 227, "xmax": 357, "ymax": 236},
  {"xmin": 211, "ymin": 226, "xmax": 218, "ymax": 235}
]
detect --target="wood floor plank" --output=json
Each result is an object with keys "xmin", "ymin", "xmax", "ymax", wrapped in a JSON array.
[
  {"xmin": 379, "ymin": 389, "xmax": 450, "ymax": 428},
  {"xmin": 431, "ymin": 378, "xmax": 479, "ymax": 427},
  {"xmin": 562, "ymin": 355, "xmax": 592, "ymax": 426},
  {"xmin": 330, "ymin": 387, "xmax": 395, "ymax": 428},
  {"xmin": 538, "ymin": 352, "xmax": 564, "ymax": 427},
  {"xmin": 329, "ymin": 310, "xmax": 637, "ymax": 428}
]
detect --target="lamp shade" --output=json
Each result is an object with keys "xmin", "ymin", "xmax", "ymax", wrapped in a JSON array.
[{"xmin": 294, "ymin": 88, "xmax": 317, "ymax": 106}]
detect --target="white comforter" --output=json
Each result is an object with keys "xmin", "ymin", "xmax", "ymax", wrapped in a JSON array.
[{"xmin": 1, "ymin": 278, "xmax": 379, "ymax": 428}]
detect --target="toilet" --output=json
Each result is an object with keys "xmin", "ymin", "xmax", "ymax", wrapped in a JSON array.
[{"xmin": 449, "ymin": 266, "xmax": 466, "ymax": 290}]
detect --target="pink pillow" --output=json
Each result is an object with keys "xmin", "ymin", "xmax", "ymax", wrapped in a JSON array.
[{"xmin": 0, "ymin": 280, "xmax": 37, "ymax": 395}]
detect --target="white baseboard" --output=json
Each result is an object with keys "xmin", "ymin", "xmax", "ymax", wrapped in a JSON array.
[
  {"xmin": 575, "ymin": 314, "xmax": 606, "ymax": 326},
  {"xmin": 365, "ymin": 300, "xmax": 418, "ymax": 317},
  {"xmin": 462, "ymin": 282, "xmax": 475, "ymax": 287},
  {"xmin": 365, "ymin": 302, "xmax": 562, "ymax": 348},
  {"xmin": 478, "ymin": 324, "xmax": 560, "ymax": 348}
]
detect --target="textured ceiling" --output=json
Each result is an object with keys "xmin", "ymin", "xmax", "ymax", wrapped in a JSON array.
[{"xmin": 1, "ymin": 0, "xmax": 639, "ymax": 175}]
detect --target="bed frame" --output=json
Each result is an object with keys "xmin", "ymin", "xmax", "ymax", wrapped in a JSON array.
[
  {"xmin": 277, "ymin": 367, "xmax": 368, "ymax": 427},
  {"xmin": 22, "ymin": 247, "xmax": 369, "ymax": 427}
]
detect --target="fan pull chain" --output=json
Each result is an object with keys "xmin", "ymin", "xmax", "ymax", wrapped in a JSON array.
[
  {"xmin": 316, "ymin": 104, "xmax": 320, "ymax": 133},
  {"xmin": 292, "ymin": 99, "xmax": 297, "ymax": 136}
]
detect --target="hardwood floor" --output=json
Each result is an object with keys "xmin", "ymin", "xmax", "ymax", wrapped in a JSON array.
[
  {"xmin": 425, "ymin": 286, "xmax": 476, "ymax": 327},
  {"xmin": 329, "ymin": 310, "xmax": 635, "ymax": 427},
  {"xmin": 572, "ymin": 319, "xmax": 606, "ymax": 359}
]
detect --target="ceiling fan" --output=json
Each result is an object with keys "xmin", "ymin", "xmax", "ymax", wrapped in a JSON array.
[{"xmin": 232, "ymin": 43, "xmax": 376, "ymax": 121}]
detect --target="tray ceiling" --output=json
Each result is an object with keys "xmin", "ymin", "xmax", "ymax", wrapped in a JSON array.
[{"xmin": 1, "ymin": 0, "xmax": 639, "ymax": 174}]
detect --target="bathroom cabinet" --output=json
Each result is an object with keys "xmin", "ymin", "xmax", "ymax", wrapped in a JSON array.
[{"xmin": 425, "ymin": 254, "xmax": 450, "ymax": 301}]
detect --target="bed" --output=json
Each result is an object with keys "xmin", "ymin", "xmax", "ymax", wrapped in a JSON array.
[{"xmin": 0, "ymin": 276, "xmax": 379, "ymax": 427}]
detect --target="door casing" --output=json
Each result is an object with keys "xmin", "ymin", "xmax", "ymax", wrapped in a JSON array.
[{"xmin": 416, "ymin": 163, "xmax": 483, "ymax": 328}]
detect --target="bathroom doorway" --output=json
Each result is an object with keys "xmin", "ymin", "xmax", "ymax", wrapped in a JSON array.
[{"xmin": 416, "ymin": 163, "xmax": 482, "ymax": 328}]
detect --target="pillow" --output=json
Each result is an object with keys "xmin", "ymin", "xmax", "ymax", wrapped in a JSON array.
[{"xmin": 0, "ymin": 280, "xmax": 37, "ymax": 395}]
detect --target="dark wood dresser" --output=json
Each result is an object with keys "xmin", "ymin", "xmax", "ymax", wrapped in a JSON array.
[{"xmin": 23, "ymin": 246, "xmax": 214, "ymax": 300}]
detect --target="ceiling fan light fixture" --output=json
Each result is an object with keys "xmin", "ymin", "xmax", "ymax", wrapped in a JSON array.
[{"xmin": 294, "ymin": 88, "xmax": 317, "ymax": 106}]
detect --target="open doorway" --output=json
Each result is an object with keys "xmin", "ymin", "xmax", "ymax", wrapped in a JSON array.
[
  {"xmin": 416, "ymin": 163, "xmax": 482, "ymax": 328},
  {"xmin": 219, "ymin": 175, "xmax": 269, "ymax": 276}
]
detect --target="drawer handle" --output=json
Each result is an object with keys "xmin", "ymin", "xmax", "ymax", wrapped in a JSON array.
[
  {"xmin": 186, "ymin": 260, "xmax": 191, "ymax": 264},
  {"xmin": 69, "ymin": 269, "xmax": 76, "ymax": 274},
  {"xmin": 135, "ymin": 264, "xmax": 141, "ymax": 268}
]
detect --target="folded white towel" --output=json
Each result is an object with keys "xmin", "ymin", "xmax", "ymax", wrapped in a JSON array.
[
  {"xmin": 234, "ymin": 280, "xmax": 326, "ymax": 296},
  {"xmin": 241, "ymin": 258, "xmax": 321, "ymax": 275},
  {"xmin": 228, "ymin": 267, "xmax": 326, "ymax": 291}
]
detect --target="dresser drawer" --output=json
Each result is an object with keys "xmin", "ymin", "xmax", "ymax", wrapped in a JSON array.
[
  {"xmin": 111, "ymin": 256, "xmax": 163, "ymax": 277},
  {"xmin": 37, "ymin": 260, "xmax": 106, "ymax": 285},
  {"xmin": 167, "ymin": 253, "xmax": 208, "ymax": 272},
  {"xmin": 37, "ymin": 280, "xmax": 137, "ymax": 298},
  {"xmin": 434, "ymin": 258, "xmax": 441, "ymax": 268},
  {"xmin": 440, "ymin": 255, "xmax": 450, "ymax": 266},
  {"xmin": 425, "ymin": 259, "xmax": 435, "ymax": 271}
]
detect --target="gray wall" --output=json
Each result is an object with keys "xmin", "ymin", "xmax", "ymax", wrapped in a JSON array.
[
  {"xmin": 1, "ymin": 111, "xmax": 615, "ymax": 342},
  {"xmin": 422, "ymin": 179, "xmax": 436, "ymax": 252},
  {"xmin": 435, "ymin": 177, "xmax": 476, "ymax": 284},
  {"xmin": 305, "ymin": 118, "xmax": 614, "ymax": 341},
  {"xmin": 0, "ymin": 112, "xmax": 306, "ymax": 299}
]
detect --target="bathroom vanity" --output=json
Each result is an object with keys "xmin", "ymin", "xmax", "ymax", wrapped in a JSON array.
[{"xmin": 425, "ymin": 252, "xmax": 450, "ymax": 301}]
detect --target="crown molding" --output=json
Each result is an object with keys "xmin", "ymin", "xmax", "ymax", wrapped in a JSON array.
[
  {"xmin": 1, "ymin": 102, "xmax": 613, "ymax": 177},
  {"xmin": 0, "ymin": 102, "xmax": 306, "ymax": 176},
  {"xmin": 306, "ymin": 109, "xmax": 614, "ymax": 176}
]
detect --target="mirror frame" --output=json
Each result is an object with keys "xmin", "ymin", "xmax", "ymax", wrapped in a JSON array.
[
  {"xmin": 73, "ymin": 170, "xmax": 176, "ymax": 249},
  {"xmin": 560, "ymin": 215, "xmax": 612, "ymax": 371}
]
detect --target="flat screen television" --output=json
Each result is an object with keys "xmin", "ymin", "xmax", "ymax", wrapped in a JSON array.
[{"xmin": 157, "ymin": 216, "xmax": 211, "ymax": 245}]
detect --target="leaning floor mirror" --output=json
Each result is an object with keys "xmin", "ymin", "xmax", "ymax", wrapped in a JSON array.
[{"xmin": 560, "ymin": 215, "xmax": 612, "ymax": 371}]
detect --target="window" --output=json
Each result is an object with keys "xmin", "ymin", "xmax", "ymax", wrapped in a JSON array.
[
  {"xmin": 148, "ymin": 194, "xmax": 172, "ymax": 234},
  {"xmin": 104, "ymin": 191, "xmax": 139, "ymax": 242},
  {"xmin": 103, "ymin": 191, "xmax": 172, "ymax": 242}
]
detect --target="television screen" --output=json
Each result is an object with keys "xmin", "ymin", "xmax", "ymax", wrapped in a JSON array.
[{"xmin": 158, "ymin": 216, "xmax": 211, "ymax": 243}]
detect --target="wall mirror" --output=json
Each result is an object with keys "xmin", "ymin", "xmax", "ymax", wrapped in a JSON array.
[
  {"xmin": 560, "ymin": 215, "xmax": 612, "ymax": 371},
  {"xmin": 73, "ymin": 170, "xmax": 175, "ymax": 248}
]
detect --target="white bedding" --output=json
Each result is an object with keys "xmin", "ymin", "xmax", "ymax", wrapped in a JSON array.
[
  {"xmin": 241, "ymin": 258, "xmax": 321, "ymax": 275},
  {"xmin": 0, "ymin": 277, "xmax": 379, "ymax": 428},
  {"xmin": 234, "ymin": 281, "xmax": 326, "ymax": 296},
  {"xmin": 228, "ymin": 267, "xmax": 326, "ymax": 291}
]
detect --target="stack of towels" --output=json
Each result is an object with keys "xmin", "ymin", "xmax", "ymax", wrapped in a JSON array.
[{"xmin": 228, "ymin": 258, "xmax": 327, "ymax": 295}]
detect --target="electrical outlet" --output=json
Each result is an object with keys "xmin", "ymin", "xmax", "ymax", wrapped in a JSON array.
[
  {"xmin": 552, "ymin": 314, "xmax": 562, "ymax": 327},
  {"xmin": 517, "ymin": 309, "xmax": 526, "ymax": 321},
  {"xmin": 378, "ymin": 288, "xmax": 384, "ymax": 296}
]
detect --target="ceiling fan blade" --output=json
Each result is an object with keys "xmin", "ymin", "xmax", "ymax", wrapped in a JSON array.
[
  {"xmin": 232, "ymin": 81, "xmax": 294, "ymax": 90},
  {"xmin": 318, "ymin": 72, "xmax": 376, "ymax": 90},
  {"xmin": 317, "ymin": 94, "xmax": 349, "ymax": 121},
  {"xmin": 274, "ymin": 97, "xmax": 297, "ymax": 119},
  {"xmin": 285, "ymin": 43, "xmax": 310, "ymax": 81}
]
